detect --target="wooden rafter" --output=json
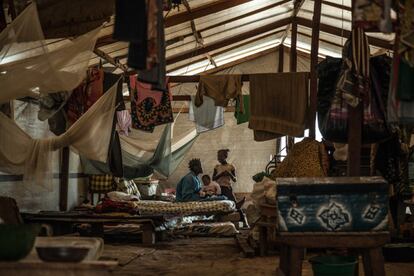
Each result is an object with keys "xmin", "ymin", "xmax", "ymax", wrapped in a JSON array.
[
  {"xmin": 297, "ymin": 17, "xmax": 393, "ymax": 49},
  {"xmin": 320, "ymin": 0, "xmax": 352, "ymax": 11},
  {"xmin": 167, "ymin": 28, "xmax": 286, "ymax": 73},
  {"xmin": 166, "ymin": 17, "xmax": 292, "ymax": 65},
  {"xmin": 202, "ymin": 45, "xmax": 281, "ymax": 74},
  {"xmin": 94, "ymin": 48, "xmax": 128, "ymax": 72},
  {"xmin": 165, "ymin": 0, "xmax": 292, "ymax": 46},
  {"xmin": 165, "ymin": 0, "xmax": 254, "ymax": 27}
]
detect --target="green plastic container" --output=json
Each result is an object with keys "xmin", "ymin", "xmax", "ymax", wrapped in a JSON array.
[
  {"xmin": 309, "ymin": 255, "xmax": 358, "ymax": 276},
  {"xmin": 0, "ymin": 224, "xmax": 40, "ymax": 261}
]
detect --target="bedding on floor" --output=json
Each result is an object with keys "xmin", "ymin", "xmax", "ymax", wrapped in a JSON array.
[{"xmin": 131, "ymin": 200, "xmax": 236, "ymax": 216}]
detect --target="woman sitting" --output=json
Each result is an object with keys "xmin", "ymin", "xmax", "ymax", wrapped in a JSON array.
[{"xmin": 176, "ymin": 159, "xmax": 204, "ymax": 202}]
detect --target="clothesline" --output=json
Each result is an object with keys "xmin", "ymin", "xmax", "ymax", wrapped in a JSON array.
[{"xmin": 166, "ymin": 73, "xmax": 311, "ymax": 101}]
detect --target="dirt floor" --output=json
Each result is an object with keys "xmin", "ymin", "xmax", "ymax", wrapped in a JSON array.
[{"xmin": 100, "ymin": 237, "xmax": 414, "ymax": 276}]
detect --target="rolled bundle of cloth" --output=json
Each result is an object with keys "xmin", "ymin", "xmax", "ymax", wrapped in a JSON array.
[{"xmin": 248, "ymin": 72, "xmax": 309, "ymax": 141}]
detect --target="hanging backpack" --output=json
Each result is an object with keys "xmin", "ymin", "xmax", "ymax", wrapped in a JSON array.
[{"xmin": 319, "ymin": 28, "xmax": 390, "ymax": 144}]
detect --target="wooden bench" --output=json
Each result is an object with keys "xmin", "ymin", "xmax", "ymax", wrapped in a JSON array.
[
  {"xmin": 276, "ymin": 232, "xmax": 390, "ymax": 276},
  {"xmin": 0, "ymin": 261, "xmax": 118, "ymax": 276},
  {"xmin": 22, "ymin": 212, "xmax": 164, "ymax": 245}
]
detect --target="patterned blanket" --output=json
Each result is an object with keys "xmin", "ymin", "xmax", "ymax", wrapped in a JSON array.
[{"xmin": 131, "ymin": 200, "xmax": 236, "ymax": 216}]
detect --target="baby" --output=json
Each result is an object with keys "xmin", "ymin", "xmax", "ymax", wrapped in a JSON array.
[{"xmin": 200, "ymin": 174, "xmax": 221, "ymax": 197}]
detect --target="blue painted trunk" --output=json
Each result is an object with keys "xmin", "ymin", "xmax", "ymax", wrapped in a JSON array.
[{"xmin": 276, "ymin": 177, "xmax": 389, "ymax": 232}]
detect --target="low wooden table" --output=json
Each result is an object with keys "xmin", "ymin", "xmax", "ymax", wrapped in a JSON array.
[
  {"xmin": 0, "ymin": 260, "xmax": 117, "ymax": 276},
  {"xmin": 276, "ymin": 232, "xmax": 390, "ymax": 276},
  {"xmin": 22, "ymin": 212, "xmax": 164, "ymax": 245}
]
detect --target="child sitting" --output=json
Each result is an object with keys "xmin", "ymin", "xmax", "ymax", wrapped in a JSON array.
[{"xmin": 200, "ymin": 174, "xmax": 221, "ymax": 197}]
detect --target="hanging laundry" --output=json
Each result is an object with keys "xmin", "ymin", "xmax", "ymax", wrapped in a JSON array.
[
  {"xmin": 116, "ymin": 110, "xmax": 132, "ymax": 136},
  {"xmin": 66, "ymin": 68, "xmax": 104, "ymax": 125},
  {"xmin": 137, "ymin": 0, "xmax": 166, "ymax": 90},
  {"xmin": 353, "ymin": 0, "xmax": 392, "ymax": 33},
  {"xmin": 189, "ymin": 95, "xmax": 224, "ymax": 133},
  {"xmin": 248, "ymin": 73, "xmax": 309, "ymax": 142},
  {"xmin": 130, "ymin": 76, "xmax": 173, "ymax": 132},
  {"xmin": 195, "ymin": 75, "xmax": 242, "ymax": 107},
  {"xmin": 113, "ymin": 0, "xmax": 147, "ymax": 70},
  {"xmin": 234, "ymin": 95, "xmax": 250, "ymax": 125}
]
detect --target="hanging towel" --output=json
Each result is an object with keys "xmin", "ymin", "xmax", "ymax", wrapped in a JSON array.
[
  {"xmin": 248, "ymin": 73, "xmax": 309, "ymax": 141},
  {"xmin": 234, "ymin": 95, "xmax": 250, "ymax": 124},
  {"xmin": 130, "ymin": 76, "xmax": 163, "ymax": 106},
  {"xmin": 189, "ymin": 95, "xmax": 224, "ymax": 133},
  {"xmin": 195, "ymin": 75, "xmax": 242, "ymax": 107}
]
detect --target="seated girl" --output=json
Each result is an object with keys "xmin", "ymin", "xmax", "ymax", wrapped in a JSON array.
[{"xmin": 200, "ymin": 174, "xmax": 221, "ymax": 197}]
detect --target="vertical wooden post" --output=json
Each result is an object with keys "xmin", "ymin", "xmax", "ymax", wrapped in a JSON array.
[
  {"xmin": 0, "ymin": 0, "xmax": 7, "ymax": 31},
  {"xmin": 287, "ymin": 18, "xmax": 298, "ymax": 152},
  {"xmin": 276, "ymin": 45, "xmax": 285, "ymax": 156},
  {"xmin": 309, "ymin": 0, "xmax": 322, "ymax": 138},
  {"xmin": 290, "ymin": 17, "xmax": 298, "ymax": 73},
  {"xmin": 59, "ymin": 147, "xmax": 70, "ymax": 211},
  {"xmin": 278, "ymin": 44, "xmax": 284, "ymax": 73},
  {"xmin": 7, "ymin": 0, "xmax": 16, "ymax": 19},
  {"xmin": 347, "ymin": 0, "xmax": 362, "ymax": 176}
]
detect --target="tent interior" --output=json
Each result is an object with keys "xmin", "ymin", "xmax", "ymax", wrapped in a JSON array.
[{"xmin": 0, "ymin": 0, "xmax": 414, "ymax": 275}]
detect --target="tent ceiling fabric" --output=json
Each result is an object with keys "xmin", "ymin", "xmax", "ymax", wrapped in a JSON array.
[{"xmin": 7, "ymin": 0, "xmax": 395, "ymax": 76}]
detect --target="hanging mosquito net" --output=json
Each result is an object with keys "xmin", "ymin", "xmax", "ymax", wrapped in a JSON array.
[
  {"xmin": 81, "ymin": 111, "xmax": 199, "ymax": 178},
  {"xmin": 0, "ymin": 82, "xmax": 118, "ymax": 190},
  {"xmin": 0, "ymin": 2, "xmax": 102, "ymax": 103}
]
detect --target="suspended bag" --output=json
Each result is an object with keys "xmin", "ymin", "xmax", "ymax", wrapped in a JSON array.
[{"xmin": 319, "ymin": 28, "xmax": 390, "ymax": 144}]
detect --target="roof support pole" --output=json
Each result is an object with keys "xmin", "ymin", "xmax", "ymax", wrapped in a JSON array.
[
  {"xmin": 347, "ymin": 0, "xmax": 362, "ymax": 176},
  {"xmin": 59, "ymin": 147, "xmax": 69, "ymax": 211},
  {"xmin": 308, "ymin": 0, "xmax": 322, "ymax": 138},
  {"xmin": 0, "ymin": 0, "xmax": 7, "ymax": 31},
  {"xmin": 276, "ymin": 45, "xmax": 285, "ymax": 159},
  {"xmin": 287, "ymin": 16, "xmax": 298, "ymax": 153}
]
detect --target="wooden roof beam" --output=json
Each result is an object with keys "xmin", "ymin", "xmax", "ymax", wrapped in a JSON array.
[
  {"xmin": 167, "ymin": 28, "xmax": 286, "ymax": 73},
  {"xmin": 167, "ymin": 17, "xmax": 292, "ymax": 65},
  {"xmin": 166, "ymin": 0, "xmax": 292, "ymax": 46},
  {"xmin": 296, "ymin": 17, "xmax": 393, "ymax": 49},
  {"xmin": 165, "ymin": 0, "xmax": 254, "ymax": 28},
  {"xmin": 94, "ymin": 48, "xmax": 128, "ymax": 72}
]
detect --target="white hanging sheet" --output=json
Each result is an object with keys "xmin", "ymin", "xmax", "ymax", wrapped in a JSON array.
[
  {"xmin": 0, "ymin": 3, "xmax": 101, "ymax": 103},
  {"xmin": 0, "ymin": 82, "xmax": 118, "ymax": 189}
]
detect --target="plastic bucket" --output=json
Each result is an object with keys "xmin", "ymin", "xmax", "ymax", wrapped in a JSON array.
[{"xmin": 309, "ymin": 255, "xmax": 358, "ymax": 276}]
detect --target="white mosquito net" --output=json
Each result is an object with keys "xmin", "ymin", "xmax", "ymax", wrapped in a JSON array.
[
  {"xmin": 0, "ymin": 2, "xmax": 102, "ymax": 103},
  {"xmin": 0, "ymin": 82, "xmax": 118, "ymax": 190}
]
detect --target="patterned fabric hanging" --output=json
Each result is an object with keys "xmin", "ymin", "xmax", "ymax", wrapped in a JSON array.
[{"xmin": 130, "ymin": 76, "xmax": 173, "ymax": 132}]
